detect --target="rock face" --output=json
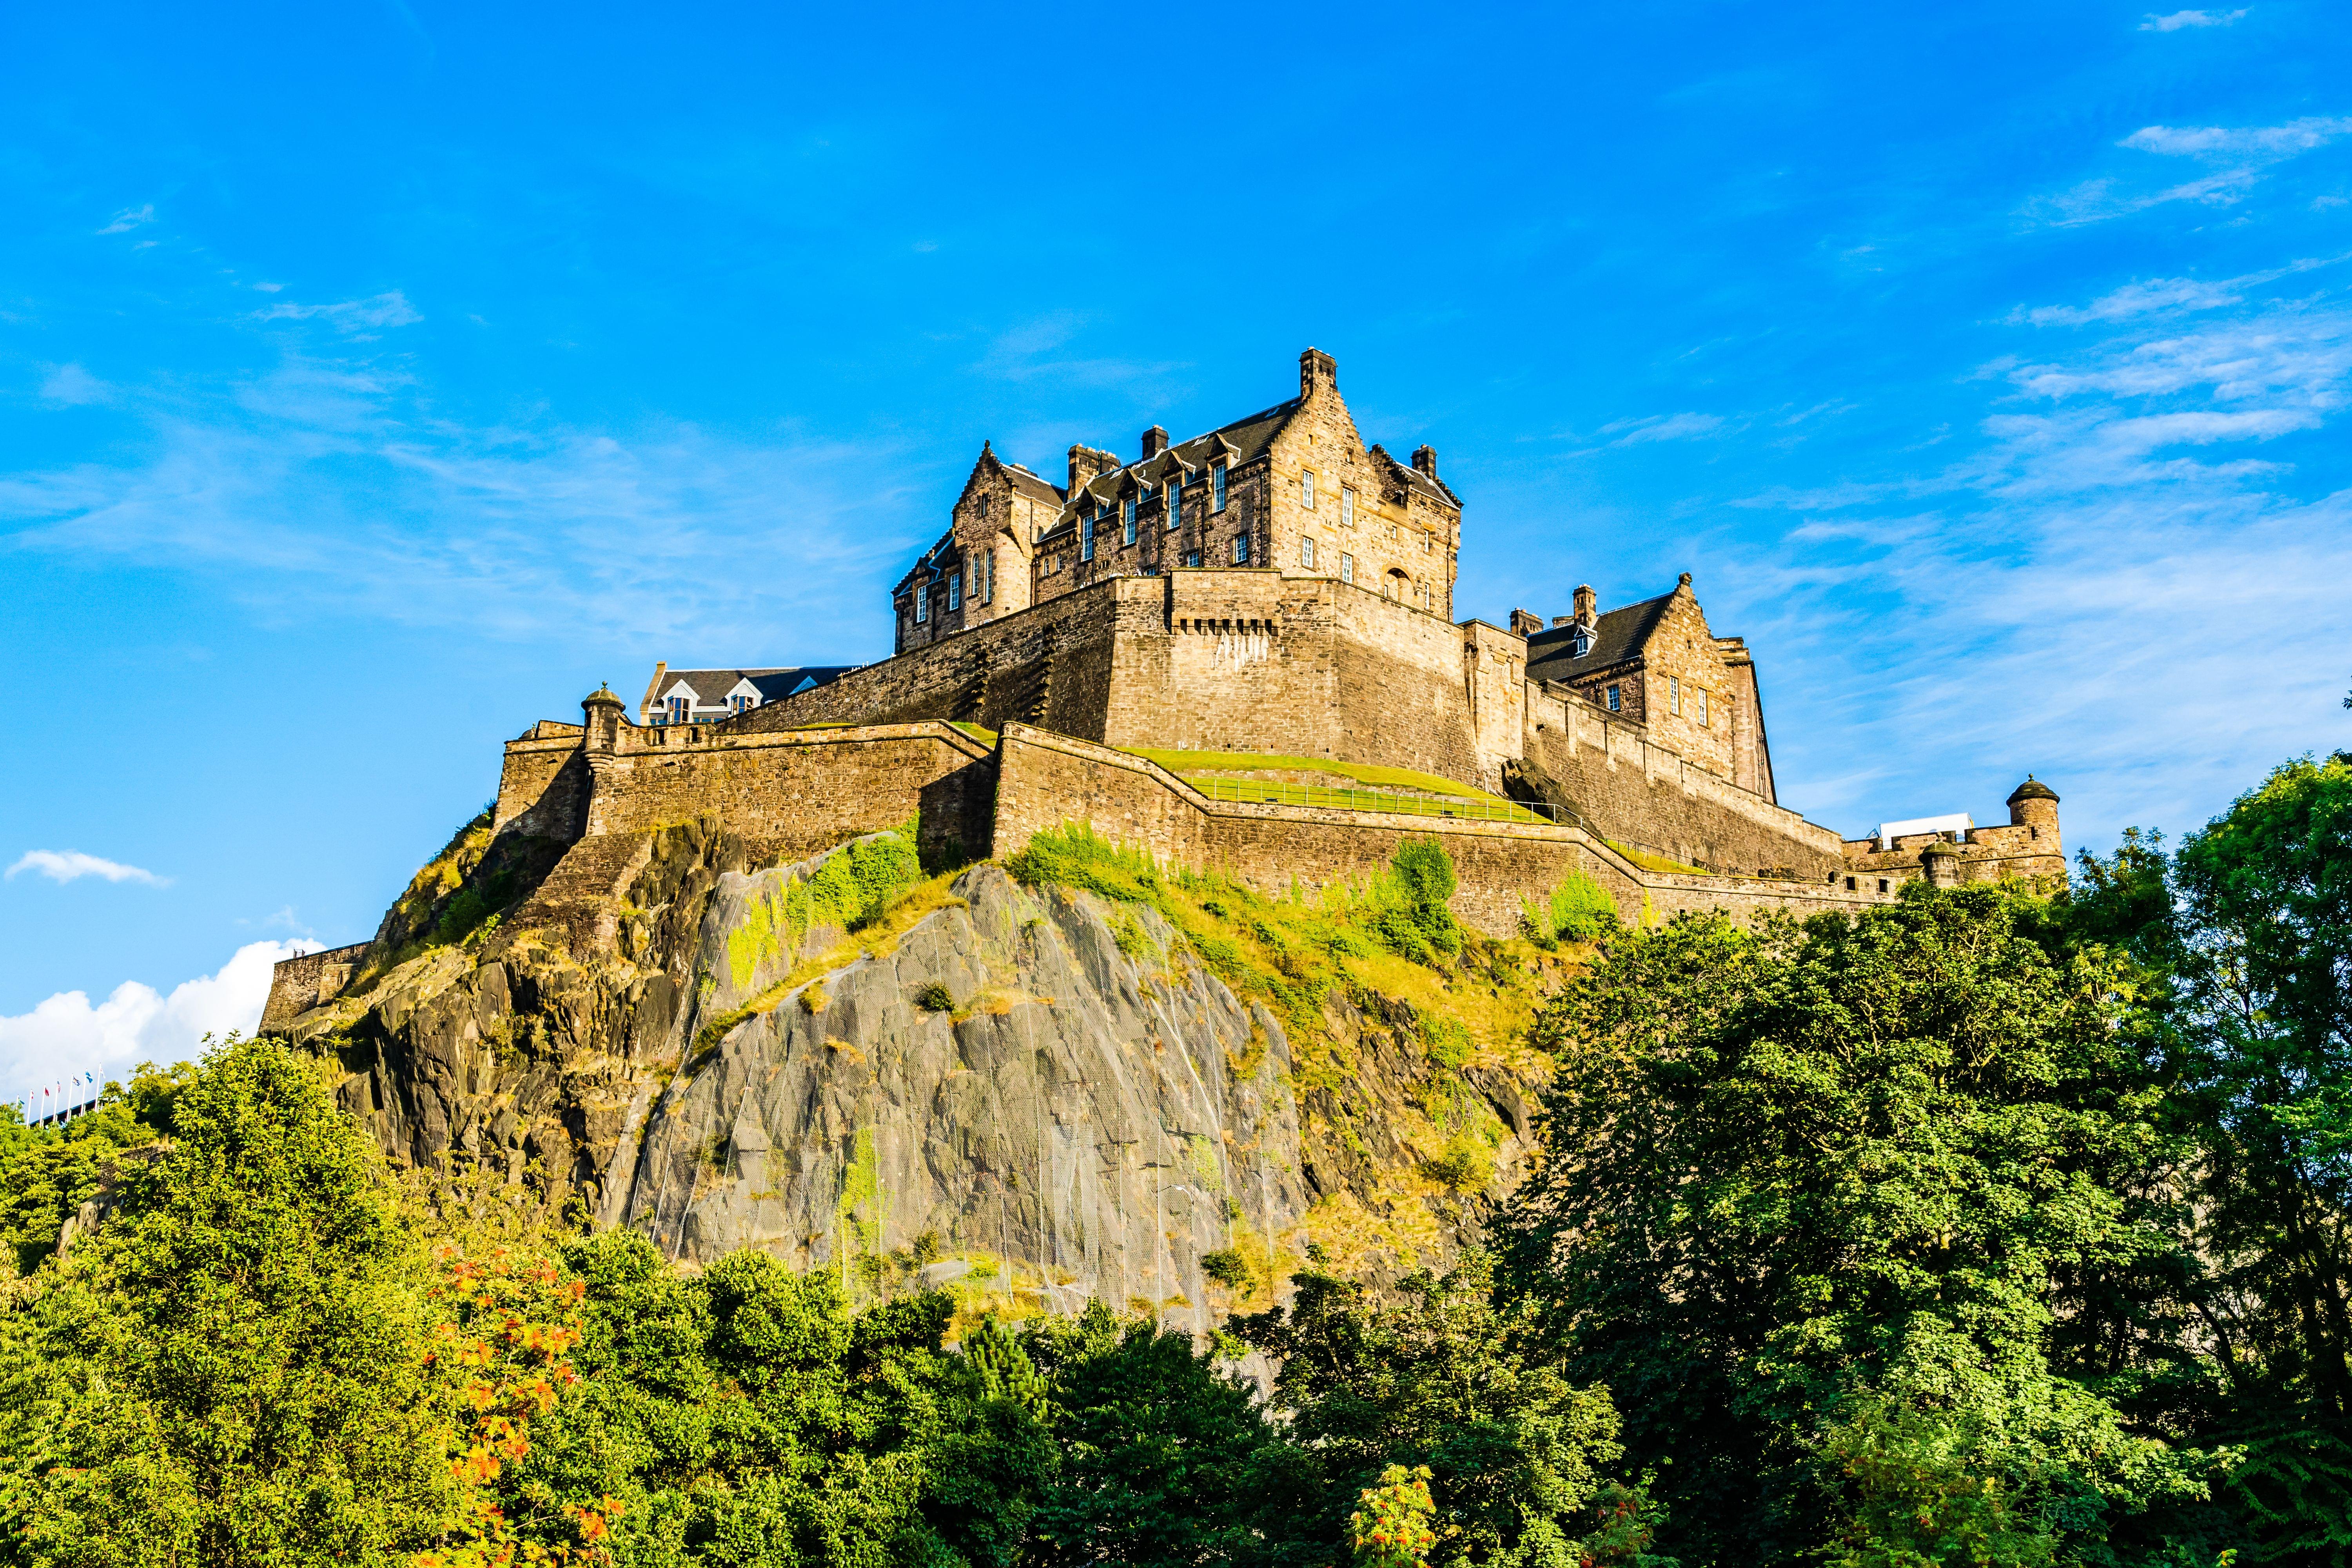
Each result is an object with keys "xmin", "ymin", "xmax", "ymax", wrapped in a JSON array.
[
  {"xmin": 620, "ymin": 863, "xmax": 1303, "ymax": 1328},
  {"xmin": 275, "ymin": 814, "xmax": 1538, "ymax": 1314}
]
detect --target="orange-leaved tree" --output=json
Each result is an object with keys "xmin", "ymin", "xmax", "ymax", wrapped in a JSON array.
[{"xmin": 414, "ymin": 1243, "xmax": 622, "ymax": 1568}]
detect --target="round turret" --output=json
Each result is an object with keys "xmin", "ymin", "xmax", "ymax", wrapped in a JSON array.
[
  {"xmin": 2006, "ymin": 775, "xmax": 2059, "ymax": 830},
  {"xmin": 583, "ymin": 683, "xmax": 624, "ymax": 715},
  {"xmin": 1920, "ymin": 838, "xmax": 1964, "ymax": 888}
]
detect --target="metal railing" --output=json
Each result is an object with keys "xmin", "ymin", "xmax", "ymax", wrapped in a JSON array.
[{"xmin": 1183, "ymin": 775, "xmax": 1588, "ymax": 829}]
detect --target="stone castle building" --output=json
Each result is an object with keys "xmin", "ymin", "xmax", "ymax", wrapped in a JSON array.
[{"xmin": 269, "ymin": 339, "xmax": 2067, "ymax": 1049}]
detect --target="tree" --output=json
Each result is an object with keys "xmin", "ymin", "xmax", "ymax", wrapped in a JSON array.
[
  {"xmin": 2165, "ymin": 755, "xmax": 2352, "ymax": 1564},
  {"xmin": 0, "ymin": 1037, "xmax": 452, "ymax": 1566},
  {"xmin": 1232, "ymin": 1252, "xmax": 1651, "ymax": 1568},
  {"xmin": 1018, "ymin": 1303, "xmax": 1306, "ymax": 1567},
  {"xmin": 1499, "ymin": 889, "xmax": 2216, "ymax": 1568}
]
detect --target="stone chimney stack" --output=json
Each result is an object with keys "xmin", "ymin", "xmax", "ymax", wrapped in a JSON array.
[
  {"xmin": 1411, "ymin": 445, "xmax": 1439, "ymax": 479},
  {"xmin": 1571, "ymin": 583, "xmax": 1598, "ymax": 627},
  {"xmin": 1141, "ymin": 426, "xmax": 1169, "ymax": 459},
  {"xmin": 1509, "ymin": 608, "xmax": 1544, "ymax": 637},
  {"xmin": 1300, "ymin": 347, "xmax": 1337, "ymax": 398},
  {"xmin": 1067, "ymin": 443, "xmax": 1119, "ymax": 494}
]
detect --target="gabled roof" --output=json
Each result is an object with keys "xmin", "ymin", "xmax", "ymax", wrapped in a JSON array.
[
  {"xmin": 654, "ymin": 667, "xmax": 858, "ymax": 710},
  {"xmin": 1523, "ymin": 592, "xmax": 1676, "ymax": 685},
  {"xmin": 999, "ymin": 462, "xmax": 1065, "ymax": 508},
  {"xmin": 1057, "ymin": 397, "xmax": 1303, "ymax": 524}
]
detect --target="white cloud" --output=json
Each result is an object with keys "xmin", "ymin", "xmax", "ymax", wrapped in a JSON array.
[
  {"xmin": 0, "ymin": 349, "xmax": 919, "ymax": 658},
  {"xmin": 252, "ymin": 290, "xmax": 424, "ymax": 334},
  {"xmin": 2123, "ymin": 117, "xmax": 2352, "ymax": 160},
  {"xmin": 96, "ymin": 204, "xmax": 154, "ymax": 235},
  {"xmin": 0, "ymin": 939, "xmax": 319, "ymax": 1112},
  {"xmin": 37, "ymin": 364, "xmax": 110, "ymax": 406},
  {"xmin": 2140, "ymin": 8, "xmax": 2249, "ymax": 29},
  {"xmin": 1602, "ymin": 411, "xmax": 1728, "ymax": 445},
  {"xmin": 1720, "ymin": 271, "xmax": 2352, "ymax": 845},
  {"xmin": 6, "ymin": 850, "xmax": 169, "ymax": 887}
]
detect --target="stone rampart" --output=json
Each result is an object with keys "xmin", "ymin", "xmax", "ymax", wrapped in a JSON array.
[
  {"xmin": 989, "ymin": 724, "xmax": 1896, "ymax": 937},
  {"xmin": 257, "ymin": 941, "xmax": 369, "ymax": 1035},
  {"xmin": 1524, "ymin": 686, "xmax": 1846, "ymax": 877}
]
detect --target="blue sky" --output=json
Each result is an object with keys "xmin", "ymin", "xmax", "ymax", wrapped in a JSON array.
[{"xmin": 5, "ymin": 1, "xmax": 2349, "ymax": 1097}]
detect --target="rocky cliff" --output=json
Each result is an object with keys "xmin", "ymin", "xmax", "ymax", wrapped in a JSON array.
[{"xmin": 270, "ymin": 812, "xmax": 1554, "ymax": 1321}]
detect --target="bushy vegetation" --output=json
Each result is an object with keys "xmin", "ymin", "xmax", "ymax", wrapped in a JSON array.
[
  {"xmin": 1519, "ymin": 870, "xmax": 1619, "ymax": 948},
  {"xmin": 1, "ymin": 752, "xmax": 2346, "ymax": 1568},
  {"xmin": 1003, "ymin": 824, "xmax": 1470, "ymax": 1033}
]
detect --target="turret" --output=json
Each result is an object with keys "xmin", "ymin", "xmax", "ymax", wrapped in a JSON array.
[{"xmin": 2007, "ymin": 776, "xmax": 2059, "ymax": 831}]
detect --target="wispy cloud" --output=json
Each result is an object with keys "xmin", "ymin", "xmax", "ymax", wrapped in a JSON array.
[
  {"xmin": 36, "ymin": 363, "xmax": 110, "ymax": 405},
  {"xmin": 2140, "ymin": 8, "xmax": 2249, "ymax": 29},
  {"xmin": 96, "ymin": 204, "xmax": 154, "ymax": 235},
  {"xmin": 0, "ymin": 939, "xmax": 316, "ymax": 1096},
  {"xmin": 1720, "ymin": 265, "xmax": 2352, "ymax": 841},
  {"xmin": 0, "ymin": 343, "xmax": 921, "ymax": 659},
  {"xmin": 973, "ymin": 314, "xmax": 1185, "ymax": 392},
  {"xmin": 1602, "ymin": 411, "xmax": 1728, "ymax": 446},
  {"xmin": 252, "ymin": 290, "xmax": 423, "ymax": 335},
  {"xmin": 6, "ymin": 850, "xmax": 169, "ymax": 887},
  {"xmin": 2029, "ymin": 116, "xmax": 2352, "ymax": 226}
]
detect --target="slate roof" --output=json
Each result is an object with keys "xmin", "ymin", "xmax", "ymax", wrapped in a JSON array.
[
  {"xmin": 1055, "ymin": 397, "xmax": 1303, "ymax": 523},
  {"xmin": 1523, "ymin": 592, "xmax": 1676, "ymax": 686},
  {"xmin": 999, "ymin": 462, "xmax": 1065, "ymax": 507},
  {"xmin": 652, "ymin": 666, "xmax": 858, "ymax": 712}
]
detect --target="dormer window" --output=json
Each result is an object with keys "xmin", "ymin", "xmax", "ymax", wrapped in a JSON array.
[
  {"xmin": 730, "ymin": 693, "xmax": 758, "ymax": 715},
  {"xmin": 666, "ymin": 695, "xmax": 689, "ymax": 724},
  {"xmin": 1570, "ymin": 633, "xmax": 1591, "ymax": 658}
]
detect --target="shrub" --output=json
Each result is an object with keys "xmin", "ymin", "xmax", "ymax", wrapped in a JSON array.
[
  {"xmin": 1201, "ymin": 1249, "xmax": 1252, "ymax": 1290},
  {"xmin": 1523, "ymin": 870, "xmax": 1619, "ymax": 947},
  {"xmin": 915, "ymin": 982, "xmax": 956, "ymax": 1013}
]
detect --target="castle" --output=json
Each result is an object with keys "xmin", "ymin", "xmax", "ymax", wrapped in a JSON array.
[{"xmin": 269, "ymin": 348, "xmax": 2065, "ymax": 1033}]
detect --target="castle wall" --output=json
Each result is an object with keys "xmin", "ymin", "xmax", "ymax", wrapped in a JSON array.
[
  {"xmin": 578, "ymin": 721, "xmax": 995, "ymax": 867},
  {"xmin": 991, "ymin": 724, "xmax": 1898, "ymax": 938},
  {"xmin": 494, "ymin": 734, "xmax": 589, "ymax": 839},
  {"xmin": 1523, "ymin": 688, "xmax": 1846, "ymax": 877},
  {"xmin": 256, "ymin": 940, "xmax": 369, "ymax": 1035}
]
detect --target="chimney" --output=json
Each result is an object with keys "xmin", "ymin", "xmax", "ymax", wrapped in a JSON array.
[
  {"xmin": 1508, "ymin": 608, "xmax": 1543, "ymax": 637},
  {"xmin": 1300, "ymin": 347, "xmax": 1337, "ymax": 398},
  {"xmin": 1067, "ymin": 443, "xmax": 1118, "ymax": 494},
  {"xmin": 1550, "ymin": 616, "xmax": 1575, "ymax": 629},
  {"xmin": 1141, "ymin": 425, "xmax": 1169, "ymax": 460},
  {"xmin": 1572, "ymin": 583, "xmax": 1598, "ymax": 627},
  {"xmin": 1411, "ymin": 445, "xmax": 1438, "ymax": 479}
]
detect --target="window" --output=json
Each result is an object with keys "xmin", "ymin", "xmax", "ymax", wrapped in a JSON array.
[
  {"xmin": 1878, "ymin": 878, "xmax": 1889, "ymax": 894},
  {"xmin": 915, "ymin": 585, "xmax": 929, "ymax": 623},
  {"xmin": 1301, "ymin": 535, "xmax": 1317, "ymax": 569},
  {"xmin": 665, "ymin": 695, "xmax": 688, "ymax": 724},
  {"xmin": 1606, "ymin": 684, "xmax": 1621, "ymax": 712},
  {"xmin": 1846, "ymin": 875, "xmax": 1856, "ymax": 891},
  {"xmin": 1570, "ymin": 633, "xmax": 1590, "ymax": 657},
  {"xmin": 1164, "ymin": 486, "xmax": 1179, "ymax": 534},
  {"xmin": 730, "ymin": 693, "xmax": 757, "ymax": 715},
  {"xmin": 1339, "ymin": 552, "xmax": 1355, "ymax": 583},
  {"xmin": 1341, "ymin": 486, "xmax": 1354, "ymax": 528},
  {"xmin": 947, "ymin": 572, "xmax": 961, "ymax": 610},
  {"xmin": 1212, "ymin": 462, "xmax": 1226, "ymax": 513},
  {"xmin": 1232, "ymin": 532, "xmax": 1250, "ymax": 565},
  {"xmin": 1695, "ymin": 688, "xmax": 1709, "ymax": 728},
  {"xmin": 1123, "ymin": 498, "xmax": 1136, "ymax": 543},
  {"xmin": 1670, "ymin": 676, "xmax": 1681, "ymax": 716},
  {"xmin": 1422, "ymin": 529, "xmax": 1432, "ymax": 552},
  {"xmin": 1302, "ymin": 469, "xmax": 1316, "ymax": 509},
  {"xmin": 1184, "ymin": 549, "xmax": 1202, "ymax": 568},
  {"xmin": 1081, "ymin": 514, "xmax": 1095, "ymax": 562},
  {"xmin": 980, "ymin": 552, "xmax": 992, "ymax": 604}
]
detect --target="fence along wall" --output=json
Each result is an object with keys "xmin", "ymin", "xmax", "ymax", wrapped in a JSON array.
[{"xmin": 988, "ymin": 724, "xmax": 1897, "ymax": 938}]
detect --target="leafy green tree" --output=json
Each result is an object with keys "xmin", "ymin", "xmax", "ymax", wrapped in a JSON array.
[
  {"xmin": 1233, "ymin": 1252, "xmax": 1650, "ymax": 1567},
  {"xmin": 498, "ymin": 1229, "xmax": 1053, "ymax": 1567},
  {"xmin": 1018, "ymin": 1304, "xmax": 1307, "ymax": 1566},
  {"xmin": 0, "ymin": 1037, "xmax": 452, "ymax": 1566},
  {"xmin": 1499, "ymin": 889, "xmax": 2215, "ymax": 1568},
  {"xmin": 2163, "ymin": 756, "xmax": 2352, "ymax": 1564}
]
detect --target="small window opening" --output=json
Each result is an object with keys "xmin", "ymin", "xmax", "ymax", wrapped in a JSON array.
[
  {"xmin": 1302, "ymin": 469, "xmax": 1316, "ymax": 509},
  {"xmin": 1301, "ymin": 535, "xmax": 1317, "ymax": 569},
  {"xmin": 1212, "ymin": 462, "xmax": 1227, "ymax": 513},
  {"xmin": 1606, "ymin": 684, "xmax": 1621, "ymax": 713}
]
